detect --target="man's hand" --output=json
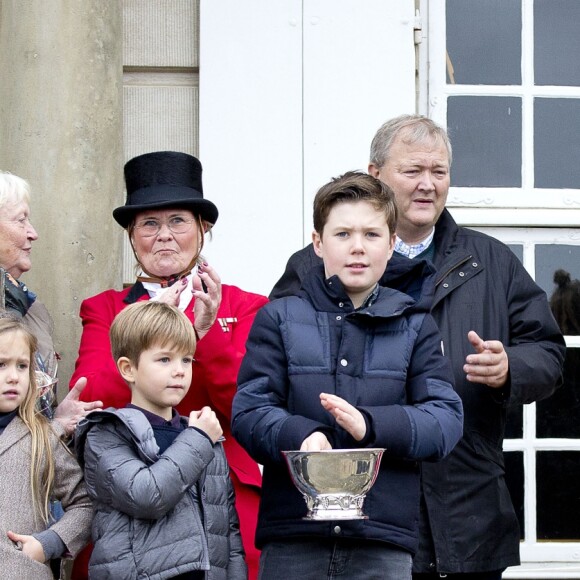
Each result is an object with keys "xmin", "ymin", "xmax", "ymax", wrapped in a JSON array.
[
  {"xmin": 300, "ymin": 431, "xmax": 332, "ymax": 451},
  {"xmin": 7, "ymin": 531, "xmax": 46, "ymax": 563},
  {"xmin": 320, "ymin": 393, "xmax": 366, "ymax": 441},
  {"xmin": 54, "ymin": 377, "xmax": 103, "ymax": 436},
  {"xmin": 464, "ymin": 330, "xmax": 509, "ymax": 388}
]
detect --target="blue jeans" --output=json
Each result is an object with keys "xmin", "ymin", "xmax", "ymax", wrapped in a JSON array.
[{"xmin": 258, "ymin": 538, "xmax": 412, "ymax": 579}]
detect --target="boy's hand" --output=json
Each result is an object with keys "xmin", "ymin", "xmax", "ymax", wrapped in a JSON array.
[
  {"xmin": 7, "ymin": 531, "xmax": 46, "ymax": 563},
  {"xmin": 189, "ymin": 406, "xmax": 223, "ymax": 443},
  {"xmin": 300, "ymin": 431, "xmax": 332, "ymax": 451},
  {"xmin": 320, "ymin": 393, "xmax": 366, "ymax": 441}
]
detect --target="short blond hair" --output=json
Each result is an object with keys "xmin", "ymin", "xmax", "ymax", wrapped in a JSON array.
[{"xmin": 110, "ymin": 301, "xmax": 196, "ymax": 366}]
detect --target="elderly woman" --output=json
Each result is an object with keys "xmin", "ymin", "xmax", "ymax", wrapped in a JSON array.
[
  {"xmin": 0, "ymin": 172, "xmax": 55, "ymax": 373},
  {"xmin": 71, "ymin": 151, "xmax": 268, "ymax": 579},
  {"xmin": 0, "ymin": 171, "xmax": 101, "ymax": 433}
]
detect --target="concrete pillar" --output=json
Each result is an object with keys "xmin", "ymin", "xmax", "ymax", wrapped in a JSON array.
[{"xmin": 0, "ymin": 0, "xmax": 124, "ymax": 399}]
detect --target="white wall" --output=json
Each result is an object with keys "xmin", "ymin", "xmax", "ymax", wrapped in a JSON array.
[{"xmin": 200, "ymin": 0, "xmax": 416, "ymax": 296}]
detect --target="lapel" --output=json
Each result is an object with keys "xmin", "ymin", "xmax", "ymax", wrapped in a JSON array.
[{"xmin": 0, "ymin": 416, "xmax": 29, "ymax": 457}]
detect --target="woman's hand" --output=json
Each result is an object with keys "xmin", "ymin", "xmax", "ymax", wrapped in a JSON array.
[
  {"xmin": 157, "ymin": 277, "xmax": 189, "ymax": 307},
  {"xmin": 192, "ymin": 262, "xmax": 222, "ymax": 340},
  {"xmin": 7, "ymin": 531, "xmax": 46, "ymax": 563}
]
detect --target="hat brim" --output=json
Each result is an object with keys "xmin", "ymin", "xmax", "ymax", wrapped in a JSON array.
[{"xmin": 113, "ymin": 198, "xmax": 219, "ymax": 229}]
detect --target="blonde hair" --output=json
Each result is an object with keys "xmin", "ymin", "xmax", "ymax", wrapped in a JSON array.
[
  {"xmin": 110, "ymin": 301, "xmax": 197, "ymax": 366},
  {"xmin": 0, "ymin": 316, "xmax": 55, "ymax": 523}
]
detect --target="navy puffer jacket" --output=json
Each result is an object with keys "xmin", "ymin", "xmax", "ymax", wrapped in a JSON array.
[{"xmin": 232, "ymin": 264, "xmax": 463, "ymax": 554}]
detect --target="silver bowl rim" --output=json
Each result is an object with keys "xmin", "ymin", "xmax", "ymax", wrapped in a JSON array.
[{"xmin": 282, "ymin": 448, "xmax": 385, "ymax": 456}]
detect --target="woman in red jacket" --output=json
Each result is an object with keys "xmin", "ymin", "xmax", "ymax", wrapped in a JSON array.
[{"xmin": 71, "ymin": 151, "xmax": 267, "ymax": 579}]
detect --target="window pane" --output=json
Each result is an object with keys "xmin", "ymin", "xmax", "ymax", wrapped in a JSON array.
[
  {"xmin": 504, "ymin": 451, "xmax": 524, "ymax": 540},
  {"xmin": 507, "ymin": 244, "xmax": 523, "ymax": 264},
  {"xmin": 534, "ymin": 98, "xmax": 580, "ymax": 189},
  {"xmin": 535, "ymin": 245, "xmax": 580, "ymax": 333},
  {"xmin": 537, "ymin": 349, "xmax": 580, "ymax": 438},
  {"xmin": 537, "ymin": 451, "xmax": 580, "ymax": 540},
  {"xmin": 534, "ymin": 0, "xmax": 580, "ymax": 86},
  {"xmin": 448, "ymin": 96, "xmax": 522, "ymax": 187},
  {"xmin": 446, "ymin": 0, "xmax": 521, "ymax": 85}
]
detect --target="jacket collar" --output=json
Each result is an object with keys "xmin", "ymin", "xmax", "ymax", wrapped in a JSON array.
[
  {"xmin": 432, "ymin": 209, "xmax": 465, "ymax": 267},
  {"xmin": 432, "ymin": 209, "xmax": 481, "ymax": 282},
  {"xmin": 379, "ymin": 253, "xmax": 436, "ymax": 312},
  {"xmin": 299, "ymin": 264, "xmax": 421, "ymax": 317},
  {"xmin": 75, "ymin": 408, "xmax": 160, "ymax": 468}
]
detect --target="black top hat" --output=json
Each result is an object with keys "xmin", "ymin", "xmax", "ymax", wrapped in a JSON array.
[{"xmin": 113, "ymin": 151, "xmax": 219, "ymax": 228}]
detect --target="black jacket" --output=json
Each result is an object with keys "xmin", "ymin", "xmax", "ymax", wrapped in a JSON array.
[
  {"xmin": 415, "ymin": 210, "xmax": 564, "ymax": 574},
  {"xmin": 269, "ymin": 210, "xmax": 565, "ymax": 573}
]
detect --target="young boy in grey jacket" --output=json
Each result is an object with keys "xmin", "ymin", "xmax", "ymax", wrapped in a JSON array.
[{"xmin": 76, "ymin": 301, "xmax": 246, "ymax": 580}]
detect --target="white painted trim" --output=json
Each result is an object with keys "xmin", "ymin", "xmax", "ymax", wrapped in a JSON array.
[
  {"xmin": 417, "ymin": 0, "xmax": 430, "ymax": 116},
  {"xmin": 505, "ymin": 564, "xmax": 580, "ymax": 579},
  {"xmin": 427, "ymin": 0, "xmax": 447, "ymax": 124},
  {"xmin": 444, "ymin": 85, "xmax": 580, "ymax": 98},
  {"xmin": 448, "ymin": 208, "xmax": 580, "ymax": 227}
]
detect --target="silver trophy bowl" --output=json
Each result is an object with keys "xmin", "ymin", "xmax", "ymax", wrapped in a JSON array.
[{"xmin": 282, "ymin": 448, "xmax": 385, "ymax": 520}]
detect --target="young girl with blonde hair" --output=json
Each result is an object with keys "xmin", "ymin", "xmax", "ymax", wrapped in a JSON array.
[{"xmin": 0, "ymin": 316, "xmax": 92, "ymax": 579}]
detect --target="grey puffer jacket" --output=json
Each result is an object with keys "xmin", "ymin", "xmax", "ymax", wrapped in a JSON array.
[{"xmin": 75, "ymin": 408, "xmax": 247, "ymax": 580}]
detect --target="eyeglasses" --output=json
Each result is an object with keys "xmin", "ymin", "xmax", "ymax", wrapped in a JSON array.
[{"xmin": 134, "ymin": 216, "xmax": 195, "ymax": 237}]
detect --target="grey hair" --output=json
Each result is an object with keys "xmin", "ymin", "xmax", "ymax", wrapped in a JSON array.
[
  {"xmin": 0, "ymin": 171, "xmax": 31, "ymax": 209},
  {"xmin": 369, "ymin": 114, "xmax": 452, "ymax": 168}
]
